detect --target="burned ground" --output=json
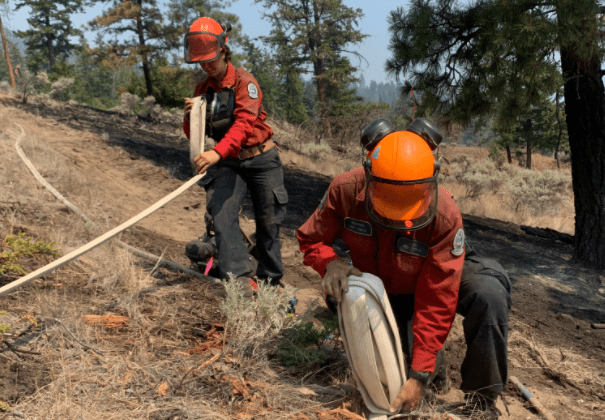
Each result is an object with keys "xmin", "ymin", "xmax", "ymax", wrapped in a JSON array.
[{"xmin": 0, "ymin": 95, "xmax": 604, "ymax": 419}]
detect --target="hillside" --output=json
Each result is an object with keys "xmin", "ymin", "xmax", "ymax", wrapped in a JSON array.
[{"xmin": 0, "ymin": 95, "xmax": 604, "ymax": 419}]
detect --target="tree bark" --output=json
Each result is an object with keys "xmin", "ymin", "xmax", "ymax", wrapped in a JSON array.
[
  {"xmin": 312, "ymin": 2, "xmax": 331, "ymax": 141},
  {"xmin": 0, "ymin": 16, "xmax": 16, "ymax": 89},
  {"xmin": 506, "ymin": 144, "xmax": 512, "ymax": 164},
  {"xmin": 45, "ymin": 12, "xmax": 54, "ymax": 70},
  {"xmin": 136, "ymin": 0, "xmax": 153, "ymax": 97},
  {"xmin": 559, "ymin": 9, "xmax": 605, "ymax": 270},
  {"xmin": 522, "ymin": 118, "xmax": 532, "ymax": 169},
  {"xmin": 554, "ymin": 90, "xmax": 562, "ymax": 169}
]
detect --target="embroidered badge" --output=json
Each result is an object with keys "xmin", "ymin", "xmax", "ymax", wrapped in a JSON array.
[
  {"xmin": 317, "ymin": 190, "xmax": 328, "ymax": 213},
  {"xmin": 247, "ymin": 83, "xmax": 258, "ymax": 99},
  {"xmin": 372, "ymin": 145, "xmax": 381, "ymax": 160},
  {"xmin": 396, "ymin": 236, "xmax": 429, "ymax": 258},
  {"xmin": 344, "ymin": 218, "xmax": 372, "ymax": 236},
  {"xmin": 451, "ymin": 228, "xmax": 465, "ymax": 256}
]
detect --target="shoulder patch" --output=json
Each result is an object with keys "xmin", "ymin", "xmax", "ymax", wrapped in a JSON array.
[
  {"xmin": 451, "ymin": 228, "xmax": 465, "ymax": 256},
  {"xmin": 247, "ymin": 83, "xmax": 258, "ymax": 99},
  {"xmin": 344, "ymin": 218, "xmax": 372, "ymax": 236}
]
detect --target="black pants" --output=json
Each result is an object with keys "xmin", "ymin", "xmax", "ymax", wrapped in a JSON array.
[
  {"xmin": 201, "ymin": 147, "xmax": 288, "ymax": 282},
  {"xmin": 388, "ymin": 256, "xmax": 512, "ymax": 400}
]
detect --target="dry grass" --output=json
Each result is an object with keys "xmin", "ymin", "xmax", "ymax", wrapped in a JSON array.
[
  {"xmin": 0, "ymin": 106, "xmax": 357, "ymax": 419},
  {"xmin": 508, "ymin": 326, "xmax": 605, "ymax": 398},
  {"xmin": 438, "ymin": 145, "xmax": 575, "ymax": 235}
]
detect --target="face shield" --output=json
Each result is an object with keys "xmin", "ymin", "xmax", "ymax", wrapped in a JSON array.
[
  {"xmin": 365, "ymin": 171, "xmax": 439, "ymax": 231},
  {"xmin": 184, "ymin": 31, "xmax": 227, "ymax": 64}
]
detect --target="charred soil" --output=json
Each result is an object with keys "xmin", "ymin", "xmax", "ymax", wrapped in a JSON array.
[{"xmin": 0, "ymin": 95, "xmax": 603, "ymax": 419}]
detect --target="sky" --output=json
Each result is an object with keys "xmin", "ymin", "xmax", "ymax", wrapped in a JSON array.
[{"xmin": 4, "ymin": 0, "xmax": 407, "ymax": 85}]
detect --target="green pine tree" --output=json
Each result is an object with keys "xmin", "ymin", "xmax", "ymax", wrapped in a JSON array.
[
  {"xmin": 255, "ymin": 0, "xmax": 367, "ymax": 139},
  {"xmin": 386, "ymin": 0, "xmax": 605, "ymax": 268},
  {"xmin": 89, "ymin": 0, "xmax": 165, "ymax": 97},
  {"xmin": 14, "ymin": 0, "xmax": 90, "ymax": 73}
]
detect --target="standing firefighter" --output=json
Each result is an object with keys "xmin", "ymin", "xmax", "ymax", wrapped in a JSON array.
[
  {"xmin": 297, "ymin": 119, "xmax": 511, "ymax": 419},
  {"xmin": 183, "ymin": 17, "xmax": 288, "ymax": 296}
]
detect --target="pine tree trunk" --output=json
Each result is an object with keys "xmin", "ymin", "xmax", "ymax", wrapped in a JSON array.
[
  {"xmin": 506, "ymin": 144, "xmax": 512, "ymax": 164},
  {"xmin": 312, "ymin": 3, "xmax": 330, "ymax": 142},
  {"xmin": 45, "ymin": 13, "xmax": 54, "ymax": 70},
  {"xmin": 522, "ymin": 118, "xmax": 532, "ymax": 169},
  {"xmin": 136, "ymin": 0, "xmax": 153, "ymax": 97},
  {"xmin": 560, "ymin": 34, "xmax": 605, "ymax": 269},
  {"xmin": 0, "ymin": 16, "xmax": 16, "ymax": 89}
]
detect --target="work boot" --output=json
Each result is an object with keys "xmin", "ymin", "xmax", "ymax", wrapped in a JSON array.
[
  {"xmin": 450, "ymin": 394, "xmax": 501, "ymax": 420},
  {"xmin": 428, "ymin": 348, "xmax": 451, "ymax": 395},
  {"xmin": 185, "ymin": 236, "xmax": 216, "ymax": 264}
]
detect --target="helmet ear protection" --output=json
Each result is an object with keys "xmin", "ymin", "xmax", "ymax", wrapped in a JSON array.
[
  {"xmin": 361, "ymin": 118, "xmax": 443, "ymax": 152},
  {"xmin": 361, "ymin": 117, "xmax": 443, "ymax": 174},
  {"xmin": 215, "ymin": 18, "xmax": 232, "ymax": 35}
]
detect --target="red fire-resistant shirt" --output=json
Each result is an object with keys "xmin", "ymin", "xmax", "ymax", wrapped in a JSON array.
[
  {"xmin": 297, "ymin": 167, "xmax": 465, "ymax": 373},
  {"xmin": 183, "ymin": 62, "xmax": 273, "ymax": 159}
]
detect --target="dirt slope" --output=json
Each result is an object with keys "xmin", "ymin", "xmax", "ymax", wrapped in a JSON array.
[{"xmin": 1, "ymin": 95, "xmax": 604, "ymax": 419}]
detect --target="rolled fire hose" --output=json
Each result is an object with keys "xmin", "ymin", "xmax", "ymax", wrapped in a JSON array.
[
  {"xmin": 338, "ymin": 273, "xmax": 407, "ymax": 420},
  {"xmin": 0, "ymin": 97, "xmax": 214, "ymax": 297}
]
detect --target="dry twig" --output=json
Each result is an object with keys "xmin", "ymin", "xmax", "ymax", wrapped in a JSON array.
[
  {"xmin": 2, "ymin": 339, "xmax": 41, "ymax": 355},
  {"xmin": 46, "ymin": 317, "xmax": 105, "ymax": 356}
]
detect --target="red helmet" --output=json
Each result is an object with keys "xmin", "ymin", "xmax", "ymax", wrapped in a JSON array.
[
  {"xmin": 184, "ymin": 17, "xmax": 231, "ymax": 64},
  {"xmin": 364, "ymin": 130, "xmax": 439, "ymax": 231}
]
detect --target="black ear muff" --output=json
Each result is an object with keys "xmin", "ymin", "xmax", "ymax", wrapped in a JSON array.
[
  {"xmin": 363, "ymin": 157, "xmax": 372, "ymax": 171},
  {"xmin": 406, "ymin": 118, "xmax": 443, "ymax": 150},
  {"xmin": 216, "ymin": 18, "xmax": 232, "ymax": 34},
  {"xmin": 361, "ymin": 119, "xmax": 395, "ymax": 151}
]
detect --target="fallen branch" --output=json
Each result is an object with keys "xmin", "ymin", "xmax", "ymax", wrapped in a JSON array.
[
  {"xmin": 509, "ymin": 376, "xmax": 556, "ymax": 420},
  {"xmin": 511, "ymin": 334, "xmax": 583, "ymax": 391},
  {"xmin": 175, "ymin": 350, "xmax": 222, "ymax": 391},
  {"xmin": 47, "ymin": 318, "xmax": 105, "ymax": 356},
  {"xmin": 2, "ymin": 340, "xmax": 41, "ymax": 356},
  {"xmin": 11, "ymin": 322, "xmax": 35, "ymax": 337}
]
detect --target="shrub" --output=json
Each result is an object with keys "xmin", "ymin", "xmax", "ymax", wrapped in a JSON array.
[
  {"xmin": 0, "ymin": 81, "xmax": 12, "ymax": 94},
  {"xmin": 219, "ymin": 275, "xmax": 294, "ymax": 357},
  {"xmin": 277, "ymin": 314, "xmax": 340, "ymax": 368},
  {"xmin": 443, "ymin": 156, "xmax": 504, "ymax": 198},
  {"xmin": 50, "ymin": 77, "xmax": 75, "ymax": 101},
  {"xmin": 119, "ymin": 92, "xmax": 140, "ymax": 115},
  {"xmin": 0, "ymin": 233, "xmax": 59, "ymax": 276},
  {"xmin": 504, "ymin": 167, "xmax": 571, "ymax": 215},
  {"xmin": 300, "ymin": 142, "xmax": 332, "ymax": 160},
  {"xmin": 15, "ymin": 70, "xmax": 50, "ymax": 103}
]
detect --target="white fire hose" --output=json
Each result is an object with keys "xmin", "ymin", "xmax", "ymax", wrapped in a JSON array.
[
  {"xmin": 338, "ymin": 273, "xmax": 408, "ymax": 420},
  {"xmin": 0, "ymin": 97, "xmax": 214, "ymax": 297}
]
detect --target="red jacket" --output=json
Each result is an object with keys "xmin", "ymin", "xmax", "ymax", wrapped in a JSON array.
[
  {"xmin": 297, "ymin": 167, "xmax": 465, "ymax": 372},
  {"xmin": 183, "ymin": 62, "xmax": 273, "ymax": 159}
]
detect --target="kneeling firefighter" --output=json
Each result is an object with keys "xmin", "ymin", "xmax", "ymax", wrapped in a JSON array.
[
  {"xmin": 297, "ymin": 118, "xmax": 512, "ymax": 419},
  {"xmin": 182, "ymin": 17, "xmax": 288, "ymax": 297}
]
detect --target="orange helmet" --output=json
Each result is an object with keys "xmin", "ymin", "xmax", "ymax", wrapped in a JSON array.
[
  {"xmin": 364, "ymin": 129, "xmax": 439, "ymax": 231},
  {"xmin": 184, "ymin": 17, "xmax": 231, "ymax": 64}
]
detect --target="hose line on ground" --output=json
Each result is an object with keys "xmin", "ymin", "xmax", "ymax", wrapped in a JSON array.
[{"xmin": 0, "ymin": 98, "xmax": 216, "ymax": 297}]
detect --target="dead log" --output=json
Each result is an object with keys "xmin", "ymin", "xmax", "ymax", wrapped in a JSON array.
[{"xmin": 520, "ymin": 225, "xmax": 574, "ymax": 245}]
